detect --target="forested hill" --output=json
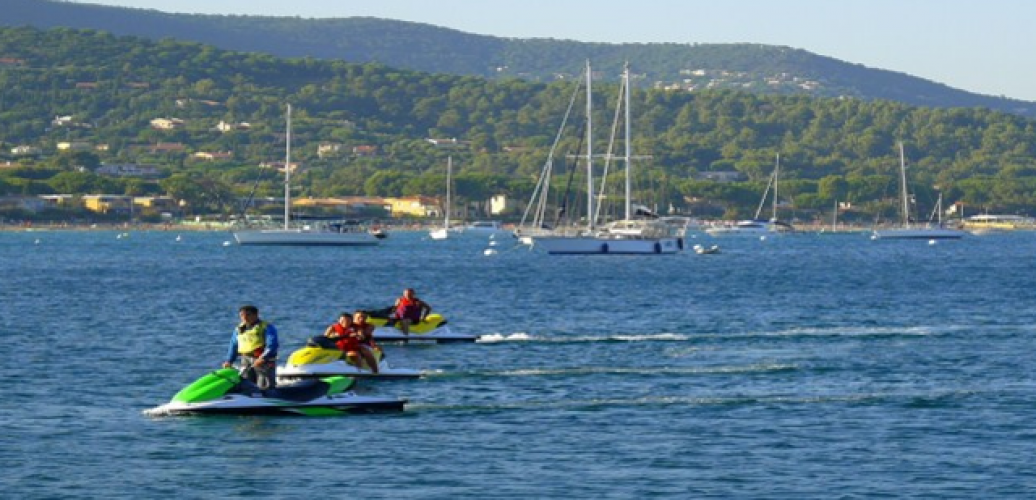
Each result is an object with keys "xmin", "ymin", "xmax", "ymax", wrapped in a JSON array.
[
  {"xmin": 6, "ymin": 0, "xmax": 1035, "ymax": 119},
  {"xmin": 3, "ymin": 26, "xmax": 1036, "ymax": 218}
]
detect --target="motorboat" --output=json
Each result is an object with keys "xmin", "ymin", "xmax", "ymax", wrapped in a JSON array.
[
  {"xmin": 278, "ymin": 336, "xmax": 423, "ymax": 380},
  {"xmin": 693, "ymin": 244, "xmax": 720, "ymax": 254},
  {"xmin": 147, "ymin": 368, "xmax": 405, "ymax": 416}
]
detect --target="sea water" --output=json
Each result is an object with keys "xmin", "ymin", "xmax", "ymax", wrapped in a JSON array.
[{"xmin": 1, "ymin": 229, "xmax": 1035, "ymax": 498}]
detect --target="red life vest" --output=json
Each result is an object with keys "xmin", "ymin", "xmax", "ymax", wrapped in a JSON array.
[
  {"xmin": 396, "ymin": 297, "xmax": 423, "ymax": 321},
  {"xmin": 354, "ymin": 321, "xmax": 376, "ymax": 347},
  {"xmin": 330, "ymin": 323, "xmax": 360, "ymax": 351}
]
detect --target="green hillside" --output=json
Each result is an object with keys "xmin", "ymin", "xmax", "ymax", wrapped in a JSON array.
[
  {"xmin": 6, "ymin": 0, "xmax": 1035, "ymax": 119},
  {"xmin": 1, "ymin": 26, "xmax": 1036, "ymax": 221}
]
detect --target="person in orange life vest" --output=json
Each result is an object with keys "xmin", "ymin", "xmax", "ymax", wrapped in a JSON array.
[
  {"xmin": 351, "ymin": 311, "xmax": 381, "ymax": 373},
  {"xmin": 223, "ymin": 304, "xmax": 280, "ymax": 389},
  {"xmin": 392, "ymin": 288, "xmax": 431, "ymax": 336},
  {"xmin": 324, "ymin": 312, "xmax": 378, "ymax": 374}
]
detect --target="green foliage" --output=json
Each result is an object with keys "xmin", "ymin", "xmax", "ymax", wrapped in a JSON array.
[{"xmin": 1, "ymin": 26, "xmax": 1036, "ymax": 217}]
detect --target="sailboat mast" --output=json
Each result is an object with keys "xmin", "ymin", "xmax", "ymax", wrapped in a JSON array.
[
  {"xmin": 624, "ymin": 62, "xmax": 632, "ymax": 222},
  {"xmin": 772, "ymin": 153, "xmax": 780, "ymax": 221},
  {"xmin": 284, "ymin": 103, "xmax": 292, "ymax": 230},
  {"xmin": 898, "ymin": 142, "xmax": 910, "ymax": 228},
  {"xmin": 585, "ymin": 60, "xmax": 594, "ymax": 231},
  {"xmin": 445, "ymin": 156, "xmax": 452, "ymax": 229}
]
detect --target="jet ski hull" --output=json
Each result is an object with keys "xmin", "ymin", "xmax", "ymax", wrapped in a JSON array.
[
  {"xmin": 152, "ymin": 393, "xmax": 406, "ymax": 416},
  {"xmin": 149, "ymin": 368, "xmax": 406, "ymax": 416},
  {"xmin": 283, "ymin": 345, "xmax": 423, "ymax": 379}
]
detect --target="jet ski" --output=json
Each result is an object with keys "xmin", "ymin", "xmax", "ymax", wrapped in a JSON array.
[
  {"xmin": 148, "ymin": 368, "xmax": 406, "ymax": 416},
  {"xmin": 360, "ymin": 306, "xmax": 479, "ymax": 343},
  {"xmin": 278, "ymin": 336, "xmax": 423, "ymax": 380}
]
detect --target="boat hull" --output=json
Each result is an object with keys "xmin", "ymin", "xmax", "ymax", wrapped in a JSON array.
[
  {"xmin": 532, "ymin": 236, "xmax": 682, "ymax": 255},
  {"xmin": 279, "ymin": 360, "xmax": 423, "ymax": 380},
  {"xmin": 872, "ymin": 228, "xmax": 965, "ymax": 239},
  {"xmin": 152, "ymin": 393, "xmax": 406, "ymax": 415},
  {"xmin": 233, "ymin": 229, "xmax": 380, "ymax": 246}
]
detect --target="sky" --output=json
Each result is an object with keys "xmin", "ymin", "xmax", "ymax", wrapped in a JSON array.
[{"xmin": 66, "ymin": 0, "xmax": 1036, "ymax": 102}]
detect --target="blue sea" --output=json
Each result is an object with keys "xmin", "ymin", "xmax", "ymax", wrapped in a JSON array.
[{"xmin": 2, "ymin": 229, "xmax": 1035, "ymax": 498}]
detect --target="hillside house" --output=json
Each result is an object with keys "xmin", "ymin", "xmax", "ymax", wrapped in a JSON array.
[
  {"xmin": 82, "ymin": 195, "xmax": 132, "ymax": 214},
  {"xmin": 191, "ymin": 151, "xmax": 233, "ymax": 161},
  {"xmin": 384, "ymin": 196, "xmax": 441, "ymax": 218},
  {"xmin": 96, "ymin": 163, "xmax": 161, "ymax": 178},
  {"xmin": 150, "ymin": 118, "xmax": 185, "ymax": 130}
]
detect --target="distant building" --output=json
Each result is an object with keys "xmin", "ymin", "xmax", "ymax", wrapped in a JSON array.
[
  {"xmin": 133, "ymin": 196, "xmax": 178, "ymax": 211},
  {"xmin": 10, "ymin": 145, "xmax": 41, "ymax": 156},
  {"xmin": 150, "ymin": 118, "xmax": 185, "ymax": 130},
  {"xmin": 352, "ymin": 145, "xmax": 378, "ymax": 157},
  {"xmin": 384, "ymin": 196, "xmax": 441, "ymax": 218},
  {"xmin": 56, "ymin": 141, "xmax": 92, "ymax": 152},
  {"xmin": 82, "ymin": 194, "xmax": 132, "ymax": 214},
  {"xmin": 190, "ymin": 151, "xmax": 233, "ymax": 161},
  {"xmin": 96, "ymin": 163, "xmax": 162, "ymax": 178},
  {"xmin": 317, "ymin": 143, "xmax": 343, "ymax": 158},
  {"xmin": 293, "ymin": 196, "xmax": 391, "ymax": 215},
  {"xmin": 696, "ymin": 171, "xmax": 745, "ymax": 183},
  {"xmin": 0, "ymin": 196, "xmax": 46, "ymax": 213},
  {"xmin": 215, "ymin": 120, "xmax": 250, "ymax": 133},
  {"xmin": 489, "ymin": 194, "xmax": 522, "ymax": 215}
]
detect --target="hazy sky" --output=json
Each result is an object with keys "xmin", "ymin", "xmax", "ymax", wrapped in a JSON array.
[{"xmin": 66, "ymin": 0, "xmax": 1036, "ymax": 101}]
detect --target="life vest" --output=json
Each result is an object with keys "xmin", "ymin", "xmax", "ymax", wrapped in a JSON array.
[
  {"xmin": 328, "ymin": 323, "xmax": 350, "ymax": 338},
  {"xmin": 330, "ymin": 323, "xmax": 360, "ymax": 351},
  {"xmin": 396, "ymin": 297, "xmax": 423, "ymax": 321},
  {"xmin": 236, "ymin": 320, "xmax": 268, "ymax": 355},
  {"xmin": 354, "ymin": 321, "xmax": 376, "ymax": 346}
]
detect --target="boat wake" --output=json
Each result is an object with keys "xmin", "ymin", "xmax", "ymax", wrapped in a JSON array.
[
  {"xmin": 447, "ymin": 363, "xmax": 798, "ymax": 378},
  {"xmin": 405, "ymin": 387, "xmax": 983, "ymax": 413},
  {"xmin": 477, "ymin": 325, "xmax": 967, "ymax": 344}
]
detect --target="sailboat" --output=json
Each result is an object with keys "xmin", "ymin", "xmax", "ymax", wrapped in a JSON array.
[
  {"xmin": 705, "ymin": 154, "xmax": 794, "ymax": 236},
  {"xmin": 233, "ymin": 104, "xmax": 380, "ymax": 246},
  {"xmin": 871, "ymin": 142, "xmax": 965, "ymax": 240},
  {"xmin": 531, "ymin": 62, "xmax": 683, "ymax": 255},
  {"xmin": 429, "ymin": 156, "xmax": 452, "ymax": 240}
]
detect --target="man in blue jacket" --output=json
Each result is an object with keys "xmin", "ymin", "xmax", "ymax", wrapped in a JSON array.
[{"xmin": 223, "ymin": 305, "xmax": 280, "ymax": 389}]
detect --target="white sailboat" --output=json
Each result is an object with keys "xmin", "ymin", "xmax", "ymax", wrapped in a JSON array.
[
  {"xmin": 233, "ymin": 104, "xmax": 380, "ymax": 246},
  {"xmin": 872, "ymin": 142, "xmax": 965, "ymax": 240},
  {"xmin": 532, "ymin": 62, "xmax": 683, "ymax": 255},
  {"xmin": 706, "ymin": 154, "xmax": 794, "ymax": 236},
  {"xmin": 429, "ymin": 156, "xmax": 453, "ymax": 240}
]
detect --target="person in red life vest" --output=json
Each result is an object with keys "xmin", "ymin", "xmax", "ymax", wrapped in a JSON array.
[
  {"xmin": 392, "ymin": 288, "xmax": 432, "ymax": 337},
  {"xmin": 223, "ymin": 304, "xmax": 280, "ymax": 389},
  {"xmin": 351, "ymin": 311, "xmax": 381, "ymax": 373},
  {"xmin": 323, "ymin": 312, "xmax": 378, "ymax": 374}
]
